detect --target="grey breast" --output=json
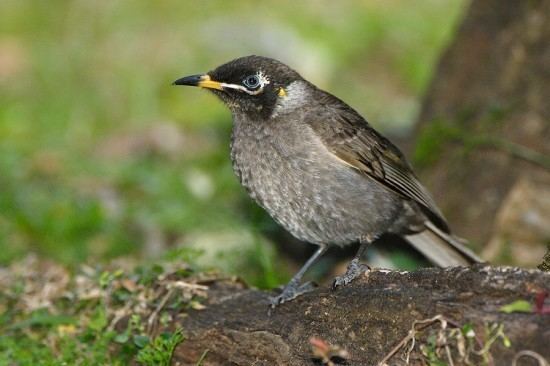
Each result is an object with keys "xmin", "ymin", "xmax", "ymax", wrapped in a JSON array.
[{"xmin": 229, "ymin": 88, "xmax": 402, "ymax": 246}]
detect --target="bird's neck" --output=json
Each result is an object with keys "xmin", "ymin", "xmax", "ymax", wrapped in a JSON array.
[{"xmin": 271, "ymin": 80, "xmax": 311, "ymax": 119}]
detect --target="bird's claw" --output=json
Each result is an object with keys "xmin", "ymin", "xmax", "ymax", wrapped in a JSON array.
[
  {"xmin": 268, "ymin": 281, "xmax": 316, "ymax": 314},
  {"xmin": 332, "ymin": 260, "xmax": 370, "ymax": 289}
]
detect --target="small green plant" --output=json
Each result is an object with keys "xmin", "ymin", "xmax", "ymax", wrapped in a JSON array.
[{"xmin": 136, "ymin": 328, "xmax": 185, "ymax": 366}]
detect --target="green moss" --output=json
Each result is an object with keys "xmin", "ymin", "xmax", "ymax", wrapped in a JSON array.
[{"xmin": 413, "ymin": 118, "xmax": 462, "ymax": 168}]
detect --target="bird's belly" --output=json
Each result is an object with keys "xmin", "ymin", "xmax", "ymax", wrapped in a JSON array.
[{"xmin": 231, "ymin": 128, "xmax": 401, "ymax": 245}]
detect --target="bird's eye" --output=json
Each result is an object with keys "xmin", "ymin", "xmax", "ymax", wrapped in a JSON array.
[{"xmin": 243, "ymin": 75, "xmax": 261, "ymax": 89}]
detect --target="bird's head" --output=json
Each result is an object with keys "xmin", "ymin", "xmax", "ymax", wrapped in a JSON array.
[{"xmin": 174, "ymin": 55, "xmax": 304, "ymax": 120}]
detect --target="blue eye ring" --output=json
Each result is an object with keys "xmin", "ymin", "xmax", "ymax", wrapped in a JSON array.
[{"xmin": 243, "ymin": 74, "xmax": 261, "ymax": 89}]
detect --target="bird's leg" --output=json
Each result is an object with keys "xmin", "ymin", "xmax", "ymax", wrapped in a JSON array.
[
  {"xmin": 269, "ymin": 245, "xmax": 328, "ymax": 309},
  {"xmin": 332, "ymin": 235, "xmax": 373, "ymax": 289}
]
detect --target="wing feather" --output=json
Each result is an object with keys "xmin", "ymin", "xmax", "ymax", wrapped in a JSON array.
[{"xmin": 307, "ymin": 91, "xmax": 449, "ymax": 232}]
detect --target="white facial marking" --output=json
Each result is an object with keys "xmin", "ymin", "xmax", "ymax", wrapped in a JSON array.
[
  {"xmin": 221, "ymin": 70, "xmax": 270, "ymax": 95},
  {"xmin": 257, "ymin": 71, "xmax": 270, "ymax": 86}
]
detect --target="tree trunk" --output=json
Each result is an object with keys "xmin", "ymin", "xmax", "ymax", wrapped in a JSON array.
[{"xmin": 412, "ymin": 0, "xmax": 550, "ymax": 266}]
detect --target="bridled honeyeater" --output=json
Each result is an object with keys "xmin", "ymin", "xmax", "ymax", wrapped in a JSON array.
[{"xmin": 174, "ymin": 55, "xmax": 481, "ymax": 307}]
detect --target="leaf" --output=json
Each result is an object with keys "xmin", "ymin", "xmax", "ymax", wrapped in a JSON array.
[
  {"xmin": 502, "ymin": 333, "xmax": 512, "ymax": 348},
  {"xmin": 114, "ymin": 332, "xmax": 130, "ymax": 344},
  {"xmin": 499, "ymin": 300, "xmax": 532, "ymax": 313},
  {"xmin": 88, "ymin": 307, "xmax": 108, "ymax": 332},
  {"xmin": 461, "ymin": 323, "xmax": 475, "ymax": 338},
  {"xmin": 190, "ymin": 300, "xmax": 206, "ymax": 310},
  {"xmin": 133, "ymin": 334, "xmax": 150, "ymax": 348}
]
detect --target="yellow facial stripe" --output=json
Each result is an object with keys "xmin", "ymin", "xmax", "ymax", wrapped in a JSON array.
[
  {"xmin": 278, "ymin": 87, "xmax": 287, "ymax": 97},
  {"xmin": 197, "ymin": 75, "xmax": 223, "ymax": 90}
]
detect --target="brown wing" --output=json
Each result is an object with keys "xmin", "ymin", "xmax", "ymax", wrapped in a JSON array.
[{"xmin": 307, "ymin": 91, "xmax": 450, "ymax": 233}]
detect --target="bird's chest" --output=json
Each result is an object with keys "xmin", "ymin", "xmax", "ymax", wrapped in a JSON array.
[
  {"xmin": 231, "ymin": 117, "xmax": 318, "ymax": 205},
  {"xmin": 230, "ymin": 117, "xmax": 333, "ymax": 236}
]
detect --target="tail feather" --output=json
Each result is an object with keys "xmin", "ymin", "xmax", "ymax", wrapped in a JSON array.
[{"xmin": 404, "ymin": 222, "xmax": 483, "ymax": 267}]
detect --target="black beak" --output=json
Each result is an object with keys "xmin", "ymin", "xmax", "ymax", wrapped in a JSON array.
[
  {"xmin": 173, "ymin": 74, "xmax": 204, "ymax": 86},
  {"xmin": 172, "ymin": 74, "xmax": 223, "ymax": 90}
]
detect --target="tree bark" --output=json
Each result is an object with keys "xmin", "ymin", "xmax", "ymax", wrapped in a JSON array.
[{"xmin": 173, "ymin": 266, "xmax": 549, "ymax": 365}]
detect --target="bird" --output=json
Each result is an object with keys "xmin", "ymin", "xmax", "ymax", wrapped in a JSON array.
[{"xmin": 173, "ymin": 55, "xmax": 482, "ymax": 307}]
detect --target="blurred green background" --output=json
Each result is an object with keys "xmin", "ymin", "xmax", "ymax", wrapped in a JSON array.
[{"xmin": 0, "ymin": 0, "xmax": 466, "ymax": 287}]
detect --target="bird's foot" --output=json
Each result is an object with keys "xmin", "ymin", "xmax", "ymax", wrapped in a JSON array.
[
  {"xmin": 332, "ymin": 259, "xmax": 370, "ymax": 289},
  {"xmin": 268, "ymin": 280, "xmax": 316, "ymax": 312}
]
